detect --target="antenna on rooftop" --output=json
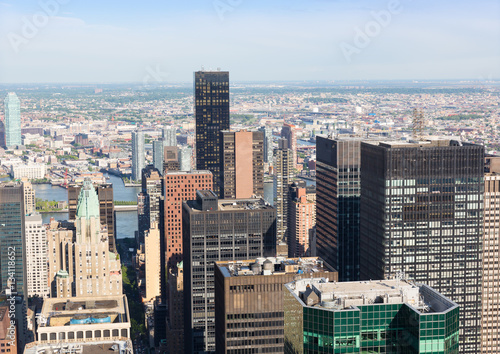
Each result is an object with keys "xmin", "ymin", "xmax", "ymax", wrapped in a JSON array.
[{"xmin": 412, "ymin": 108, "xmax": 425, "ymax": 141}]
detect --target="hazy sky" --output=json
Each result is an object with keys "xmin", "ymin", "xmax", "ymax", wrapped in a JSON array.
[{"xmin": 0, "ymin": 0, "xmax": 499, "ymax": 83}]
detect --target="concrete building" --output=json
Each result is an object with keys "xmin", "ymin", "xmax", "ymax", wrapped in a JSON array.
[
  {"xmin": 165, "ymin": 261, "xmax": 184, "ymax": 354},
  {"xmin": 47, "ymin": 180, "xmax": 122, "ymax": 297},
  {"xmin": 214, "ymin": 257, "xmax": 337, "ymax": 354},
  {"xmin": 284, "ymin": 278, "xmax": 460, "ymax": 354},
  {"xmin": 289, "ymin": 182, "xmax": 316, "ymax": 257},
  {"xmin": 33, "ymin": 295, "xmax": 131, "ymax": 344},
  {"xmin": 164, "ymin": 146, "xmax": 180, "ymax": 172},
  {"xmin": 316, "ymin": 137, "xmax": 361, "ymax": 281},
  {"xmin": 0, "ymin": 183, "xmax": 26, "ymax": 297},
  {"xmin": 25, "ymin": 214, "xmax": 49, "ymax": 298},
  {"xmin": 131, "ymin": 130, "xmax": 145, "ymax": 181},
  {"xmin": 481, "ymin": 173, "xmax": 500, "ymax": 353},
  {"xmin": 10, "ymin": 164, "xmax": 46, "ymax": 180},
  {"xmin": 164, "ymin": 170, "xmax": 212, "ymax": 269},
  {"xmin": 281, "ymin": 123, "xmax": 297, "ymax": 168},
  {"xmin": 360, "ymin": 140, "xmax": 483, "ymax": 353},
  {"xmin": 23, "ymin": 181, "xmax": 36, "ymax": 216},
  {"xmin": 4, "ymin": 93, "xmax": 21, "ymax": 148},
  {"xmin": 153, "ymin": 139, "xmax": 164, "ymax": 174},
  {"xmin": 68, "ymin": 182, "xmax": 116, "ymax": 252},
  {"xmin": 138, "ymin": 166, "xmax": 163, "ymax": 246},
  {"xmin": 274, "ymin": 138, "xmax": 294, "ymax": 247},
  {"xmin": 145, "ymin": 223, "xmax": 161, "ymax": 302},
  {"xmin": 183, "ymin": 191, "xmax": 276, "ymax": 354},
  {"xmin": 163, "ymin": 126, "xmax": 177, "ymax": 147},
  {"xmin": 220, "ymin": 130, "xmax": 264, "ymax": 199},
  {"xmin": 194, "ymin": 71, "xmax": 230, "ymax": 197}
]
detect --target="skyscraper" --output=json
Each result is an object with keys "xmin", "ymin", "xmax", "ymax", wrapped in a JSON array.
[
  {"xmin": 137, "ymin": 166, "xmax": 163, "ymax": 246},
  {"xmin": 259, "ymin": 125, "xmax": 274, "ymax": 165},
  {"xmin": 144, "ymin": 222, "xmax": 161, "ymax": 302},
  {"xmin": 274, "ymin": 138, "xmax": 294, "ymax": 246},
  {"xmin": 0, "ymin": 121, "xmax": 5, "ymax": 149},
  {"xmin": 24, "ymin": 214, "xmax": 49, "ymax": 298},
  {"xmin": 132, "ymin": 131, "xmax": 145, "ymax": 181},
  {"xmin": 0, "ymin": 183, "xmax": 26, "ymax": 296},
  {"xmin": 23, "ymin": 181, "xmax": 36, "ymax": 216},
  {"xmin": 359, "ymin": 140, "xmax": 483, "ymax": 353},
  {"xmin": 194, "ymin": 70, "xmax": 230, "ymax": 197},
  {"xmin": 163, "ymin": 126, "xmax": 177, "ymax": 147},
  {"xmin": 48, "ymin": 179, "xmax": 122, "ymax": 297},
  {"xmin": 284, "ymin": 277, "xmax": 460, "ymax": 354},
  {"xmin": 4, "ymin": 93, "xmax": 21, "ymax": 147},
  {"xmin": 164, "ymin": 170, "xmax": 213, "ymax": 269},
  {"xmin": 481, "ymin": 173, "xmax": 500, "ymax": 353},
  {"xmin": 316, "ymin": 137, "xmax": 361, "ymax": 281},
  {"xmin": 183, "ymin": 191, "xmax": 276, "ymax": 354},
  {"xmin": 289, "ymin": 182, "xmax": 316, "ymax": 257},
  {"xmin": 179, "ymin": 146, "xmax": 193, "ymax": 171},
  {"xmin": 68, "ymin": 182, "xmax": 116, "ymax": 252},
  {"xmin": 220, "ymin": 130, "xmax": 264, "ymax": 199},
  {"xmin": 153, "ymin": 140, "xmax": 164, "ymax": 174},
  {"xmin": 281, "ymin": 123, "xmax": 297, "ymax": 168}
]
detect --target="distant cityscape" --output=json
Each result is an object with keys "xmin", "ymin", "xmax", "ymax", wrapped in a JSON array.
[{"xmin": 0, "ymin": 73, "xmax": 500, "ymax": 354}]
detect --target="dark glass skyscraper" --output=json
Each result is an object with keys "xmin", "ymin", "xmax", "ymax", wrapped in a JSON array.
[
  {"xmin": 194, "ymin": 70, "xmax": 230, "ymax": 197},
  {"xmin": 316, "ymin": 137, "xmax": 361, "ymax": 281},
  {"xmin": 359, "ymin": 140, "xmax": 483, "ymax": 353}
]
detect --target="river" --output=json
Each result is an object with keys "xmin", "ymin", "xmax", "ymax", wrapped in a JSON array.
[{"xmin": 32, "ymin": 173, "xmax": 140, "ymax": 239}]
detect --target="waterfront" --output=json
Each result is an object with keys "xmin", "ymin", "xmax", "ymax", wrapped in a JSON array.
[{"xmin": 33, "ymin": 173, "xmax": 140, "ymax": 239}]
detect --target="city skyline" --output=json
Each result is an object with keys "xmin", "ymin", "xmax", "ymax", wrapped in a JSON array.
[{"xmin": 0, "ymin": 0, "xmax": 498, "ymax": 83}]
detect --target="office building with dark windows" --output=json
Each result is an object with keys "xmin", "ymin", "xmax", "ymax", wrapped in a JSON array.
[
  {"xmin": 183, "ymin": 191, "xmax": 276, "ymax": 354},
  {"xmin": 359, "ymin": 140, "xmax": 483, "ymax": 353},
  {"xmin": 194, "ymin": 70, "xmax": 230, "ymax": 197},
  {"xmin": 316, "ymin": 137, "xmax": 361, "ymax": 282},
  {"xmin": 214, "ymin": 257, "xmax": 336, "ymax": 354},
  {"xmin": 274, "ymin": 138, "xmax": 294, "ymax": 248},
  {"xmin": 284, "ymin": 278, "xmax": 460, "ymax": 354}
]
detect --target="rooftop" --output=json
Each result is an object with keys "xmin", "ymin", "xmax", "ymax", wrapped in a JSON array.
[
  {"xmin": 216, "ymin": 257, "xmax": 333, "ymax": 277},
  {"xmin": 286, "ymin": 278, "xmax": 458, "ymax": 315},
  {"xmin": 164, "ymin": 170, "xmax": 212, "ymax": 176},
  {"xmin": 24, "ymin": 338, "xmax": 133, "ymax": 354},
  {"xmin": 186, "ymin": 197, "xmax": 273, "ymax": 212}
]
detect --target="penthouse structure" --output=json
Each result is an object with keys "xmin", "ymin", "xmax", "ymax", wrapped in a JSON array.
[
  {"xmin": 214, "ymin": 257, "xmax": 337, "ymax": 354},
  {"xmin": 284, "ymin": 278, "xmax": 460, "ymax": 354},
  {"xmin": 183, "ymin": 191, "xmax": 276, "ymax": 353}
]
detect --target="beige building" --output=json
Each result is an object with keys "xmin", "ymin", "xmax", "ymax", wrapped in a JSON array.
[
  {"xmin": 25, "ymin": 214, "xmax": 49, "ymax": 298},
  {"xmin": 47, "ymin": 180, "xmax": 122, "ymax": 298},
  {"xmin": 482, "ymin": 173, "xmax": 500, "ymax": 353},
  {"xmin": 145, "ymin": 223, "xmax": 161, "ymax": 302},
  {"xmin": 289, "ymin": 183, "xmax": 316, "ymax": 257},
  {"xmin": 22, "ymin": 180, "xmax": 35, "ymax": 215}
]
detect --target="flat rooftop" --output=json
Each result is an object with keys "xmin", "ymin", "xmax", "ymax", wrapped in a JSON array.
[
  {"xmin": 164, "ymin": 170, "xmax": 212, "ymax": 176},
  {"xmin": 186, "ymin": 197, "xmax": 273, "ymax": 212},
  {"xmin": 217, "ymin": 257, "xmax": 333, "ymax": 278},
  {"xmin": 40, "ymin": 295, "xmax": 129, "ymax": 328},
  {"xmin": 24, "ymin": 339, "xmax": 133, "ymax": 354},
  {"xmin": 364, "ymin": 139, "xmax": 461, "ymax": 148},
  {"xmin": 287, "ymin": 278, "xmax": 458, "ymax": 314}
]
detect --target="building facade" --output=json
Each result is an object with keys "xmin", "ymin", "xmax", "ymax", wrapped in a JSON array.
[
  {"xmin": 316, "ymin": 137, "xmax": 361, "ymax": 281},
  {"xmin": 214, "ymin": 257, "xmax": 337, "ymax": 354},
  {"xmin": 179, "ymin": 146, "xmax": 193, "ymax": 171},
  {"xmin": 274, "ymin": 138, "xmax": 294, "ymax": 246},
  {"xmin": 164, "ymin": 170, "xmax": 212, "ymax": 269},
  {"xmin": 11, "ymin": 164, "xmax": 46, "ymax": 180},
  {"xmin": 163, "ymin": 126, "xmax": 177, "ymax": 147},
  {"xmin": 284, "ymin": 278, "xmax": 460, "ymax": 354},
  {"xmin": 0, "ymin": 183, "xmax": 26, "ymax": 296},
  {"xmin": 259, "ymin": 125, "xmax": 274, "ymax": 165},
  {"xmin": 359, "ymin": 140, "xmax": 483, "ymax": 353},
  {"xmin": 4, "ymin": 93, "xmax": 21, "ymax": 148},
  {"xmin": 220, "ymin": 130, "xmax": 264, "ymax": 199},
  {"xmin": 481, "ymin": 174, "xmax": 500, "ymax": 353},
  {"xmin": 183, "ymin": 191, "xmax": 277, "ymax": 353},
  {"xmin": 138, "ymin": 166, "xmax": 163, "ymax": 246},
  {"xmin": 281, "ymin": 123, "xmax": 297, "ymax": 168},
  {"xmin": 68, "ymin": 182, "xmax": 116, "ymax": 252},
  {"xmin": 23, "ymin": 181, "xmax": 36, "ymax": 216},
  {"xmin": 145, "ymin": 223, "xmax": 161, "ymax": 302},
  {"xmin": 153, "ymin": 140, "xmax": 164, "ymax": 174},
  {"xmin": 166, "ymin": 261, "xmax": 184, "ymax": 354},
  {"xmin": 132, "ymin": 131, "xmax": 145, "ymax": 181},
  {"xmin": 25, "ymin": 214, "xmax": 49, "ymax": 298},
  {"xmin": 194, "ymin": 71, "xmax": 230, "ymax": 197},
  {"xmin": 289, "ymin": 182, "xmax": 316, "ymax": 257},
  {"xmin": 48, "ymin": 180, "xmax": 122, "ymax": 297}
]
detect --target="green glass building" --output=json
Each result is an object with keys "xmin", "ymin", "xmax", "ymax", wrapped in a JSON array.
[{"xmin": 284, "ymin": 278, "xmax": 459, "ymax": 354}]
